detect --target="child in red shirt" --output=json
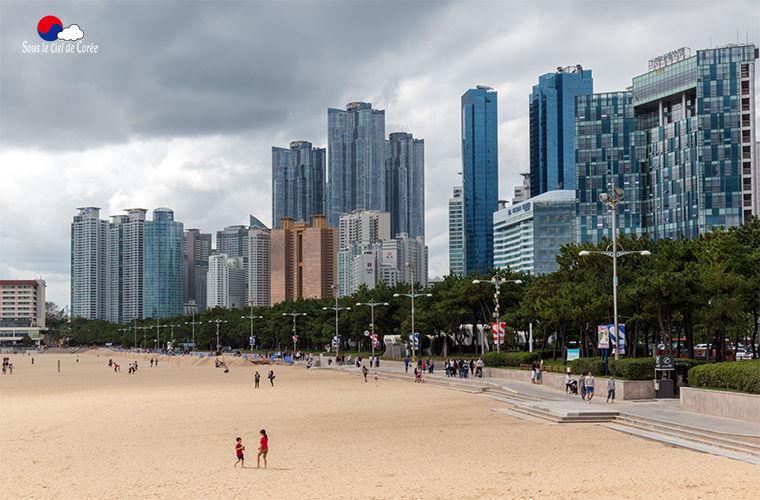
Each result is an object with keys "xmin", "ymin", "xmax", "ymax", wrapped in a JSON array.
[{"xmin": 234, "ymin": 437, "xmax": 245, "ymax": 468}]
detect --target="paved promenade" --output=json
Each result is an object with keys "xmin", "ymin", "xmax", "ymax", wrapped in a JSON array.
[{"xmin": 334, "ymin": 358, "xmax": 760, "ymax": 464}]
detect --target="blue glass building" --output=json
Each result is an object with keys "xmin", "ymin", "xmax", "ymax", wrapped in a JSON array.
[
  {"xmin": 143, "ymin": 207, "xmax": 184, "ymax": 319},
  {"xmin": 328, "ymin": 102, "xmax": 386, "ymax": 228},
  {"xmin": 271, "ymin": 141, "xmax": 326, "ymax": 229},
  {"xmin": 461, "ymin": 87, "xmax": 498, "ymax": 274},
  {"xmin": 576, "ymin": 44, "xmax": 758, "ymax": 243},
  {"xmin": 530, "ymin": 66, "xmax": 593, "ymax": 196},
  {"xmin": 386, "ymin": 132, "xmax": 425, "ymax": 240},
  {"xmin": 575, "ymin": 91, "xmax": 644, "ymax": 243}
]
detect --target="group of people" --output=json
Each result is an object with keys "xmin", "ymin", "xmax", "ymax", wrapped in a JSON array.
[
  {"xmin": 234, "ymin": 429, "xmax": 269, "ymax": 469},
  {"xmin": 253, "ymin": 370, "xmax": 275, "ymax": 387},
  {"xmin": 566, "ymin": 371, "xmax": 616, "ymax": 403},
  {"xmin": 354, "ymin": 355, "xmax": 380, "ymax": 368},
  {"xmin": 2, "ymin": 357, "xmax": 13, "ymax": 375},
  {"xmin": 444, "ymin": 358, "xmax": 483, "ymax": 378}
]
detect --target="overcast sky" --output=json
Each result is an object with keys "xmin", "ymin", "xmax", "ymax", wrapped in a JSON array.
[{"xmin": 1, "ymin": 0, "xmax": 758, "ymax": 310}]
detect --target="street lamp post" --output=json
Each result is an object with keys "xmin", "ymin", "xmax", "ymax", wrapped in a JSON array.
[
  {"xmin": 394, "ymin": 262, "xmax": 432, "ymax": 361},
  {"xmin": 208, "ymin": 319, "xmax": 228, "ymax": 354},
  {"xmin": 579, "ymin": 185, "xmax": 651, "ymax": 360},
  {"xmin": 323, "ymin": 285, "xmax": 350, "ymax": 359},
  {"xmin": 282, "ymin": 311, "xmax": 307, "ymax": 355},
  {"xmin": 472, "ymin": 276, "xmax": 522, "ymax": 353},
  {"xmin": 356, "ymin": 299, "xmax": 389, "ymax": 360},
  {"xmin": 185, "ymin": 310, "xmax": 200, "ymax": 351},
  {"xmin": 151, "ymin": 319, "xmax": 168, "ymax": 352},
  {"xmin": 132, "ymin": 317, "xmax": 138, "ymax": 348},
  {"xmin": 242, "ymin": 301, "xmax": 264, "ymax": 355}
]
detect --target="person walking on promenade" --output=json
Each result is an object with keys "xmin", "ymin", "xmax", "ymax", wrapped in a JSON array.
[
  {"xmin": 268, "ymin": 370, "xmax": 275, "ymax": 387},
  {"xmin": 585, "ymin": 372, "xmax": 595, "ymax": 403},
  {"xmin": 606, "ymin": 375, "xmax": 616, "ymax": 403},
  {"xmin": 536, "ymin": 360, "xmax": 543, "ymax": 385},
  {"xmin": 234, "ymin": 437, "xmax": 245, "ymax": 468},
  {"xmin": 531, "ymin": 361, "xmax": 537, "ymax": 384},
  {"xmin": 404, "ymin": 356, "xmax": 409, "ymax": 373},
  {"xmin": 578, "ymin": 372, "xmax": 586, "ymax": 400},
  {"xmin": 565, "ymin": 371, "xmax": 573, "ymax": 393},
  {"xmin": 254, "ymin": 371, "xmax": 260, "ymax": 388},
  {"xmin": 256, "ymin": 429, "xmax": 268, "ymax": 469}
]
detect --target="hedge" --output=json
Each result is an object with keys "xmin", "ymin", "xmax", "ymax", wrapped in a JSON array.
[
  {"xmin": 481, "ymin": 351, "xmax": 539, "ymax": 367},
  {"xmin": 687, "ymin": 360, "xmax": 760, "ymax": 394},
  {"xmin": 571, "ymin": 357, "xmax": 655, "ymax": 380}
]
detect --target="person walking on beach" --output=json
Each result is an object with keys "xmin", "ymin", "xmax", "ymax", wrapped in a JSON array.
[
  {"xmin": 254, "ymin": 371, "xmax": 260, "ymax": 388},
  {"xmin": 268, "ymin": 370, "xmax": 275, "ymax": 386},
  {"xmin": 362, "ymin": 365, "xmax": 369, "ymax": 382},
  {"xmin": 578, "ymin": 372, "xmax": 586, "ymax": 400},
  {"xmin": 585, "ymin": 372, "xmax": 595, "ymax": 403},
  {"xmin": 234, "ymin": 437, "xmax": 245, "ymax": 468},
  {"xmin": 606, "ymin": 375, "xmax": 616, "ymax": 403},
  {"xmin": 257, "ymin": 429, "xmax": 268, "ymax": 469}
]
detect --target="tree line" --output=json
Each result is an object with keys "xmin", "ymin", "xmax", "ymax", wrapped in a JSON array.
[{"xmin": 46, "ymin": 219, "xmax": 760, "ymax": 362}]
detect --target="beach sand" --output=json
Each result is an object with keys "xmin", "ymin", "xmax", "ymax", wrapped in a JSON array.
[{"xmin": 1, "ymin": 350, "xmax": 757, "ymax": 499}]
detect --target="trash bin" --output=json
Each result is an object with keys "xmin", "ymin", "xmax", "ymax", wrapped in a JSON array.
[{"xmin": 657, "ymin": 378, "xmax": 675, "ymax": 398}]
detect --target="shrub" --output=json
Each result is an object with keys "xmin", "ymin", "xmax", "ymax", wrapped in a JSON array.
[
  {"xmin": 610, "ymin": 358, "xmax": 655, "ymax": 380},
  {"xmin": 570, "ymin": 357, "xmax": 606, "ymax": 376},
  {"xmin": 688, "ymin": 360, "xmax": 760, "ymax": 394},
  {"xmin": 481, "ymin": 350, "xmax": 539, "ymax": 367}
]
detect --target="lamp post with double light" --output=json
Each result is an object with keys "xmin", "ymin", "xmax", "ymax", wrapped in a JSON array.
[
  {"xmin": 323, "ymin": 285, "xmax": 350, "ymax": 358},
  {"xmin": 579, "ymin": 185, "xmax": 651, "ymax": 360},
  {"xmin": 472, "ymin": 276, "xmax": 522, "ymax": 353},
  {"xmin": 356, "ymin": 299, "xmax": 389, "ymax": 359},
  {"xmin": 282, "ymin": 311, "xmax": 306, "ymax": 355},
  {"xmin": 184, "ymin": 310, "xmax": 200, "ymax": 351},
  {"xmin": 242, "ymin": 301, "xmax": 264, "ymax": 355},
  {"xmin": 394, "ymin": 261, "xmax": 432, "ymax": 361},
  {"xmin": 208, "ymin": 319, "xmax": 227, "ymax": 354}
]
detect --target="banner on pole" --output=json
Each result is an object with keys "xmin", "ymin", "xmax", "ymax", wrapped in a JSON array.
[
  {"xmin": 491, "ymin": 322, "xmax": 506, "ymax": 343},
  {"xmin": 608, "ymin": 324, "xmax": 626, "ymax": 355},
  {"xmin": 408, "ymin": 332, "xmax": 419, "ymax": 349},
  {"xmin": 292, "ymin": 335, "xmax": 298, "ymax": 343},
  {"xmin": 371, "ymin": 334, "xmax": 378, "ymax": 348},
  {"xmin": 597, "ymin": 325, "xmax": 610, "ymax": 349}
]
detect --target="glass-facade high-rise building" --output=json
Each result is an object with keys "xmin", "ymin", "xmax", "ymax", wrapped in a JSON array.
[
  {"xmin": 386, "ymin": 132, "xmax": 425, "ymax": 240},
  {"xmin": 575, "ymin": 91, "xmax": 645, "ymax": 243},
  {"xmin": 461, "ymin": 87, "xmax": 498, "ymax": 274},
  {"xmin": 183, "ymin": 229, "xmax": 212, "ymax": 312},
  {"xmin": 327, "ymin": 102, "xmax": 386, "ymax": 228},
  {"xmin": 576, "ymin": 44, "xmax": 758, "ymax": 243},
  {"xmin": 143, "ymin": 208, "xmax": 184, "ymax": 319},
  {"xmin": 272, "ymin": 141, "xmax": 326, "ymax": 229},
  {"xmin": 530, "ymin": 65, "xmax": 593, "ymax": 197}
]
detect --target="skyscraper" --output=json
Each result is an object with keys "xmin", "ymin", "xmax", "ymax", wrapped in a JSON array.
[
  {"xmin": 337, "ymin": 210, "xmax": 391, "ymax": 297},
  {"xmin": 71, "ymin": 207, "xmax": 108, "ymax": 320},
  {"xmin": 530, "ymin": 65, "xmax": 593, "ymax": 196},
  {"xmin": 327, "ymin": 102, "xmax": 386, "ymax": 227},
  {"xmin": 461, "ymin": 87, "xmax": 498, "ymax": 274},
  {"xmin": 272, "ymin": 141, "xmax": 326, "ymax": 229},
  {"xmin": 143, "ymin": 208, "xmax": 184, "ymax": 319},
  {"xmin": 184, "ymin": 229, "xmax": 212, "ymax": 312},
  {"xmin": 448, "ymin": 186, "xmax": 464, "ymax": 276},
  {"xmin": 247, "ymin": 226, "xmax": 271, "ymax": 307},
  {"xmin": 386, "ymin": 132, "xmax": 425, "ymax": 239}
]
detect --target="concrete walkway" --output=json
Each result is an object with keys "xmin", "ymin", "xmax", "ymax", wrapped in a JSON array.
[{"xmin": 336, "ymin": 360, "xmax": 760, "ymax": 464}]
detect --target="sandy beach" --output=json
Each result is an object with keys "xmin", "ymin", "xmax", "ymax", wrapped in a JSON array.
[{"xmin": 0, "ymin": 350, "xmax": 757, "ymax": 499}]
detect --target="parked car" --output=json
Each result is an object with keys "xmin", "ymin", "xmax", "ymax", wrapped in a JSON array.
[{"xmin": 735, "ymin": 348, "xmax": 754, "ymax": 360}]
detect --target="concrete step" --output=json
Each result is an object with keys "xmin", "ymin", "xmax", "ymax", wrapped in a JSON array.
[
  {"xmin": 490, "ymin": 407, "xmax": 557, "ymax": 425},
  {"xmin": 605, "ymin": 424, "xmax": 760, "ymax": 466},
  {"xmin": 612, "ymin": 415, "xmax": 760, "ymax": 458}
]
